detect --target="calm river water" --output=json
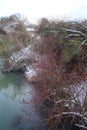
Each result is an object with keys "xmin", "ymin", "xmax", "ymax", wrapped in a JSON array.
[{"xmin": 0, "ymin": 61, "xmax": 45, "ymax": 130}]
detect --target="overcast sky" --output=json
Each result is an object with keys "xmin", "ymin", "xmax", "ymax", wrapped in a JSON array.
[{"xmin": 0, "ymin": 0, "xmax": 87, "ymax": 23}]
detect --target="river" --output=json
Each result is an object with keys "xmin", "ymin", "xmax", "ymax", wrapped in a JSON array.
[{"xmin": 0, "ymin": 59, "xmax": 45, "ymax": 130}]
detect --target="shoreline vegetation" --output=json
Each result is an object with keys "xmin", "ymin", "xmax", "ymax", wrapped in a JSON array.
[{"xmin": 0, "ymin": 14, "xmax": 87, "ymax": 130}]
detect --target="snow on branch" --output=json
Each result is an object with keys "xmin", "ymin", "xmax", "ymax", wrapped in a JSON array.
[
  {"xmin": 81, "ymin": 39, "xmax": 87, "ymax": 45},
  {"xmin": 48, "ymin": 112, "xmax": 87, "ymax": 122},
  {"xmin": 74, "ymin": 124, "xmax": 87, "ymax": 129},
  {"xmin": 62, "ymin": 112, "xmax": 87, "ymax": 121},
  {"xmin": 63, "ymin": 28, "xmax": 86, "ymax": 37},
  {"xmin": 67, "ymin": 34, "xmax": 80, "ymax": 38}
]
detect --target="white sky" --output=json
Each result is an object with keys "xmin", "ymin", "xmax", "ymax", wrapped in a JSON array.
[{"xmin": 0, "ymin": 0, "xmax": 87, "ymax": 23}]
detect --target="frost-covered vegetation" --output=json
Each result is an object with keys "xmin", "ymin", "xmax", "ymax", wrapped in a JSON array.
[
  {"xmin": 33, "ymin": 18, "xmax": 87, "ymax": 130},
  {"xmin": 0, "ymin": 14, "xmax": 31, "ymax": 57},
  {"xmin": 0, "ymin": 15, "xmax": 87, "ymax": 130}
]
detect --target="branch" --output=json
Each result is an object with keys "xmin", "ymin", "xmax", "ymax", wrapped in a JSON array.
[
  {"xmin": 74, "ymin": 124, "xmax": 87, "ymax": 129},
  {"xmin": 81, "ymin": 39, "xmax": 87, "ymax": 45},
  {"xmin": 55, "ymin": 99, "xmax": 71, "ymax": 104},
  {"xmin": 63, "ymin": 28, "xmax": 86, "ymax": 37},
  {"xmin": 67, "ymin": 34, "xmax": 80, "ymax": 38},
  {"xmin": 62, "ymin": 112, "xmax": 87, "ymax": 121},
  {"xmin": 47, "ymin": 112, "xmax": 87, "ymax": 122}
]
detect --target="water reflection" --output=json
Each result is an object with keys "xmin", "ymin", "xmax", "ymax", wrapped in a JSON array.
[{"xmin": 0, "ymin": 72, "xmax": 45, "ymax": 130}]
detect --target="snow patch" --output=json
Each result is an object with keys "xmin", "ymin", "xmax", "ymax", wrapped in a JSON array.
[
  {"xmin": 3, "ymin": 22, "xmax": 18, "ymax": 33},
  {"xmin": 25, "ymin": 66, "xmax": 37, "ymax": 81},
  {"xmin": 27, "ymin": 28, "xmax": 36, "ymax": 32},
  {"xmin": 70, "ymin": 81, "xmax": 87, "ymax": 106}
]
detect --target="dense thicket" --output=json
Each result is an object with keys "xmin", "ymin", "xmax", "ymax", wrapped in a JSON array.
[{"xmin": 33, "ymin": 18, "xmax": 87, "ymax": 130}]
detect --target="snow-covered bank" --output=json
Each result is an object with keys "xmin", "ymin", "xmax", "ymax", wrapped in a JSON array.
[
  {"xmin": 3, "ymin": 22, "xmax": 18, "ymax": 33},
  {"xmin": 3, "ymin": 44, "xmax": 42, "ymax": 82}
]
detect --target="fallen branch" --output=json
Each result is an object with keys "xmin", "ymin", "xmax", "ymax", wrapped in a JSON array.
[
  {"xmin": 74, "ymin": 124, "xmax": 87, "ymax": 129},
  {"xmin": 63, "ymin": 28, "xmax": 86, "ymax": 37},
  {"xmin": 67, "ymin": 33, "xmax": 80, "ymax": 38}
]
